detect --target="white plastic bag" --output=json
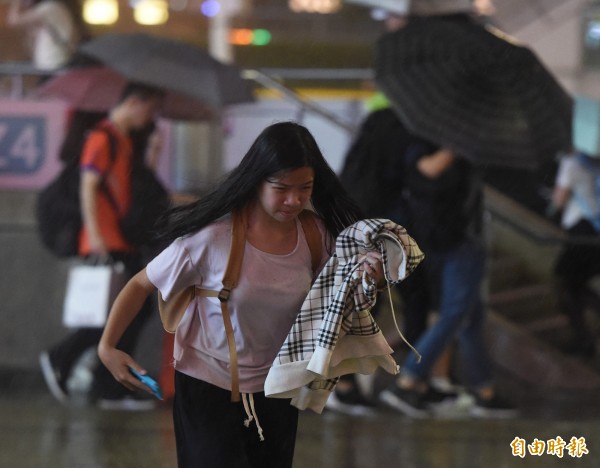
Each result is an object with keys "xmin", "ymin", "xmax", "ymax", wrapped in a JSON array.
[{"xmin": 62, "ymin": 261, "xmax": 127, "ymax": 328}]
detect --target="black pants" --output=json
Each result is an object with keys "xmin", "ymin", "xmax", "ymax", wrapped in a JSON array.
[
  {"xmin": 49, "ymin": 252, "xmax": 153, "ymax": 399},
  {"xmin": 173, "ymin": 372, "xmax": 298, "ymax": 468},
  {"xmin": 554, "ymin": 220, "xmax": 600, "ymax": 347}
]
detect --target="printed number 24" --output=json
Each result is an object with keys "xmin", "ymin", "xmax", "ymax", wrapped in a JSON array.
[{"xmin": 0, "ymin": 122, "xmax": 42, "ymax": 171}]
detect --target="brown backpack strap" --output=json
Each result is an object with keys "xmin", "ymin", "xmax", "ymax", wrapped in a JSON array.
[
  {"xmin": 197, "ymin": 208, "xmax": 246, "ymax": 402},
  {"xmin": 298, "ymin": 210, "xmax": 322, "ymax": 276},
  {"xmin": 219, "ymin": 208, "xmax": 246, "ymax": 302}
]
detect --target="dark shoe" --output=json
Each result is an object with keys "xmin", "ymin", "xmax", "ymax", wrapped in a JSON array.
[
  {"xmin": 39, "ymin": 351, "xmax": 69, "ymax": 404},
  {"xmin": 423, "ymin": 385, "xmax": 459, "ymax": 408},
  {"xmin": 469, "ymin": 394, "xmax": 518, "ymax": 418},
  {"xmin": 379, "ymin": 385, "xmax": 430, "ymax": 418},
  {"xmin": 97, "ymin": 394, "xmax": 157, "ymax": 411},
  {"xmin": 326, "ymin": 384, "xmax": 377, "ymax": 416}
]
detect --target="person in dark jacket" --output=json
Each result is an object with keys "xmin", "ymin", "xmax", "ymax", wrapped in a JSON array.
[{"xmin": 379, "ymin": 143, "xmax": 516, "ymax": 418}]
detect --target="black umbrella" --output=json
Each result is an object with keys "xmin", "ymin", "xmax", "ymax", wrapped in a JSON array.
[
  {"xmin": 375, "ymin": 15, "xmax": 573, "ymax": 169},
  {"xmin": 79, "ymin": 33, "xmax": 254, "ymax": 109}
]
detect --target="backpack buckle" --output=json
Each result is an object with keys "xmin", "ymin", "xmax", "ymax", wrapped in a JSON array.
[{"xmin": 218, "ymin": 288, "xmax": 231, "ymax": 302}]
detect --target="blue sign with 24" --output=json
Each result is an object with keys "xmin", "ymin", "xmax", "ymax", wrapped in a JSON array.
[{"xmin": 0, "ymin": 115, "xmax": 46, "ymax": 174}]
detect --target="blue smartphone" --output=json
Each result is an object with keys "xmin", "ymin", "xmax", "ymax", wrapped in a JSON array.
[{"xmin": 129, "ymin": 367, "xmax": 163, "ymax": 400}]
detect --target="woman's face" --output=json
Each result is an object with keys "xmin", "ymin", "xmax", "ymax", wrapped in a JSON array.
[{"xmin": 257, "ymin": 166, "xmax": 315, "ymax": 223}]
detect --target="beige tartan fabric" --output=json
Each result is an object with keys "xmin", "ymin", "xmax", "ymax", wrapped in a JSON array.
[{"xmin": 265, "ymin": 219, "xmax": 424, "ymax": 412}]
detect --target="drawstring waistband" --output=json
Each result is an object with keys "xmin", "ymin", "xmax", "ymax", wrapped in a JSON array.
[{"xmin": 242, "ymin": 393, "xmax": 265, "ymax": 441}]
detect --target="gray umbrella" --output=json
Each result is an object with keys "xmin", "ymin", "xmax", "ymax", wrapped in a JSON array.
[
  {"xmin": 375, "ymin": 15, "xmax": 573, "ymax": 170},
  {"xmin": 79, "ymin": 33, "xmax": 254, "ymax": 109}
]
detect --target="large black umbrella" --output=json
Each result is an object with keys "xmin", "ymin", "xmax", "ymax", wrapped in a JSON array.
[
  {"xmin": 375, "ymin": 15, "xmax": 573, "ymax": 169},
  {"xmin": 79, "ymin": 33, "xmax": 254, "ymax": 109}
]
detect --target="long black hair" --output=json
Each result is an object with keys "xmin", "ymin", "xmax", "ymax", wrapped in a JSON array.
[{"xmin": 158, "ymin": 121, "xmax": 363, "ymax": 244}]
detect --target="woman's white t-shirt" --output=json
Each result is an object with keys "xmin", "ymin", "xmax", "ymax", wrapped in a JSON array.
[
  {"xmin": 20, "ymin": 0, "xmax": 76, "ymax": 70},
  {"xmin": 146, "ymin": 214, "xmax": 328, "ymax": 394},
  {"xmin": 556, "ymin": 155, "xmax": 600, "ymax": 229}
]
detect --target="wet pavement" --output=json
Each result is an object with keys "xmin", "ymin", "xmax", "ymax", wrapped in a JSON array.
[{"xmin": 1, "ymin": 371, "xmax": 598, "ymax": 468}]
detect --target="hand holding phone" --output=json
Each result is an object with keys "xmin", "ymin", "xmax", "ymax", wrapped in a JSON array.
[{"xmin": 129, "ymin": 367, "xmax": 163, "ymax": 400}]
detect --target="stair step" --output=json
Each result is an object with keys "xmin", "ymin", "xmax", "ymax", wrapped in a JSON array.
[
  {"xmin": 488, "ymin": 255, "xmax": 532, "ymax": 292},
  {"xmin": 522, "ymin": 315, "xmax": 569, "ymax": 333},
  {"xmin": 488, "ymin": 283, "xmax": 559, "ymax": 322},
  {"xmin": 485, "ymin": 312, "xmax": 600, "ymax": 391}
]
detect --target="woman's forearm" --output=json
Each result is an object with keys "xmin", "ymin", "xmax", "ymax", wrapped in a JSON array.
[{"xmin": 99, "ymin": 269, "xmax": 155, "ymax": 351}]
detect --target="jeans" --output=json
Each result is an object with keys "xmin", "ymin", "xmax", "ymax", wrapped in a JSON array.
[{"xmin": 402, "ymin": 237, "xmax": 492, "ymax": 389}]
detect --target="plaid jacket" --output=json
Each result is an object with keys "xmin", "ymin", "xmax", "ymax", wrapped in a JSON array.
[{"xmin": 264, "ymin": 219, "xmax": 424, "ymax": 412}]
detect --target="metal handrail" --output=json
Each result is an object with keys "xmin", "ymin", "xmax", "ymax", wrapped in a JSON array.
[
  {"xmin": 0, "ymin": 62, "xmax": 54, "ymax": 99},
  {"xmin": 242, "ymin": 68, "xmax": 359, "ymax": 133},
  {"xmin": 484, "ymin": 185, "xmax": 600, "ymax": 247},
  {"xmin": 251, "ymin": 68, "xmax": 373, "ymax": 81}
]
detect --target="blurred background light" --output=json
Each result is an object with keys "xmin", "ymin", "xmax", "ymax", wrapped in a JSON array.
[
  {"xmin": 83, "ymin": 0, "xmax": 119, "ymax": 25},
  {"xmin": 134, "ymin": 0, "xmax": 169, "ymax": 25},
  {"xmin": 230, "ymin": 28, "xmax": 253, "ymax": 45},
  {"xmin": 229, "ymin": 28, "xmax": 272, "ymax": 46},
  {"xmin": 201, "ymin": 0, "xmax": 221, "ymax": 17},
  {"xmin": 288, "ymin": 0, "xmax": 340, "ymax": 14},
  {"xmin": 252, "ymin": 28, "xmax": 272, "ymax": 46}
]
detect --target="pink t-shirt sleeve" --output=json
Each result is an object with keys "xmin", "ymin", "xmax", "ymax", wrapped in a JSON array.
[
  {"xmin": 146, "ymin": 219, "xmax": 232, "ymax": 301},
  {"xmin": 146, "ymin": 238, "xmax": 201, "ymax": 301}
]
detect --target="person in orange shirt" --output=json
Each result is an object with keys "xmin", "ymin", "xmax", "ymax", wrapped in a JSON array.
[{"xmin": 40, "ymin": 83, "xmax": 165, "ymax": 410}]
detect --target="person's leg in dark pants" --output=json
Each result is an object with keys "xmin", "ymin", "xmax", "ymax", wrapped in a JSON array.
[
  {"xmin": 90, "ymin": 295, "xmax": 154, "ymax": 399},
  {"xmin": 42, "ymin": 251, "xmax": 155, "ymax": 402},
  {"xmin": 45, "ymin": 327, "xmax": 103, "ymax": 392},
  {"xmin": 242, "ymin": 392, "xmax": 298, "ymax": 468},
  {"xmin": 554, "ymin": 221, "xmax": 600, "ymax": 356},
  {"xmin": 173, "ymin": 372, "xmax": 298, "ymax": 468},
  {"xmin": 91, "ymin": 252, "xmax": 155, "ymax": 399}
]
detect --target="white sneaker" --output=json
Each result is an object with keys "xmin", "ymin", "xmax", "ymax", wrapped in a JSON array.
[{"xmin": 39, "ymin": 351, "xmax": 69, "ymax": 404}]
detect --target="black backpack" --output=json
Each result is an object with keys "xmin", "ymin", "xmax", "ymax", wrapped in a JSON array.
[
  {"xmin": 36, "ymin": 121, "xmax": 116, "ymax": 258},
  {"xmin": 118, "ymin": 158, "xmax": 171, "ymax": 247},
  {"xmin": 36, "ymin": 158, "xmax": 85, "ymax": 257},
  {"xmin": 36, "ymin": 122, "xmax": 170, "ymax": 257}
]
